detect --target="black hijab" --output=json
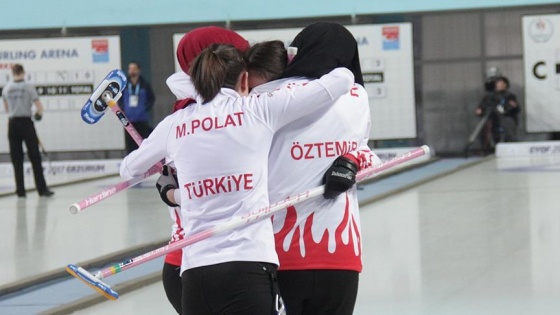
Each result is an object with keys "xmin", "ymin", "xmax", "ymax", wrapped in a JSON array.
[{"xmin": 282, "ymin": 22, "xmax": 363, "ymax": 86}]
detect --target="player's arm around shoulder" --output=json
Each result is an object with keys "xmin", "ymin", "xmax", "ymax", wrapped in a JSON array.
[
  {"xmin": 337, "ymin": 83, "xmax": 370, "ymax": 119},
  {"xmin": 248, "ymin": 68, "xmax": 355, "ymax": 132},
  {"xmin": 341, "ymin": 83, "xmax": 379, "ymax": 170},
  {"xmin": 120, "ymin": 114, "xmax": 175, "ymax": 179},
  {"xmin": 349, "ymin": 83, "xmax": 369, "ymax": 106}
]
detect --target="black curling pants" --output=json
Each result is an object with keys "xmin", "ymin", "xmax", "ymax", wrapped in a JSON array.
[
  {"xmin": 182, "ymin": 261, "xmax": 283, "ymax": 315},
  {"xmin": 277, "ymin": 269, "xmax": 359, "ymax": 315},
  {"xmin": 162, "ymin": 262, "xmax": 182, "ymax": 314},
  {"xmin": 8, "ymin": 117, "xmax": 48, "ymax": 195}
]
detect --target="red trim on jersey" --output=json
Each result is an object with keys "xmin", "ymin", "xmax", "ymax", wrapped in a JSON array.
[
  {"xmin": 164, "ymin": 208, "xmax": 184, "ymax": 266},
  {"xmin": 166, "ymin": 96, "xmax": 195, "ymax": 265},
  {"xmin": 347, "ymin": 149, "xmax": 377, "ymax": 171},
  {"xmin": 165, "ymin": 249, "xmax": 182, "ymax": 266},
  {"xmin": 275, "ymin": 194, "xmax": 362, "ymax": 272},
  {"xmin": 342, "ymin": 153, "xmax": 360, "ymax": 171},
  {"xmin": 173, "ymin": 98, "xmax": 196, "ymax": 113},
  {"xmin": 165, "ymin": 99, "xmax": 193, "ymax": 266}
]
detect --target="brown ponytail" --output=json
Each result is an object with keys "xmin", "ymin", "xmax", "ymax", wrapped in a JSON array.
[{"xmin": 190, "ymin": 44, "xmax": 246, "ymax": 103}]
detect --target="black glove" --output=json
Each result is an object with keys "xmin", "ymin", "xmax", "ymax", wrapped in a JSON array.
[
  {"xmin": 323, "ymin": 155, "xmax": 358, "ymax": 199},
  {"xmin": 34, "ymin": 112, "xmax": 42, "ymax": 121},
  {"xmin": 156, "ymin": 165, "xmax": 179, "ymax": 207}
]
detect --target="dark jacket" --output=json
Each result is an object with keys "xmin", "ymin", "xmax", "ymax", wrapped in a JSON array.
[
  {"xmin": 477, "ymin": 90, "xmax": 520, "ymax": 125},
  {"xmin": 118, "ymin": 76, "xmax": 155, "ymax": 123}
]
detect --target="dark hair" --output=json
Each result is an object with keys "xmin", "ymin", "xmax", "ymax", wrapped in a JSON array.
[
  {"xmin": 12, "ymin": 64, "xmax": 24, "ymax": 75},
  {"xmin": 190, "ymin": 44, "xmax": 246, "ymax": 103},
  {"xmin": 495, "ymin": 76, "xmax": 509, "ymax": 89},
  {"xmin": 245, "ymin": 40, "xmax": 287, "ymax": 83},
  {"xmin": 486, "ymin": 75, "xmax": 510, "ymax": 91},
  {"xmin": 128, "ymin": 61, "xmax": 141, "ymax": 69}
]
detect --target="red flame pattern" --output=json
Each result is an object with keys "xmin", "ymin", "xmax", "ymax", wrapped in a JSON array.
[{"xmin": 275, "ymin": 193, "xmax": 362, "ymax": 271}]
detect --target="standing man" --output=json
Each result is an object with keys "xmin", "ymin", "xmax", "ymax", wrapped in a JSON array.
[
  {"xmin": 3, "ymin": 64, "xmax": 53, "ymax": 197},
  {"xmin": 119, "ymin": 62, "xmax": 155, "ymax": 153}
]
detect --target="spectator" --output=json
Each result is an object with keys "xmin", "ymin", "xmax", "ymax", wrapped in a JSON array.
[{"xmin": 119, "ymin": 62, "xmax": 155, "ymax": 153}]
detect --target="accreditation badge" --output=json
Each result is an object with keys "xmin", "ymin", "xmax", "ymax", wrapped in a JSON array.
[{"xmin": 129, "ymin": 95, "xmax": 139, "ymax": 107}]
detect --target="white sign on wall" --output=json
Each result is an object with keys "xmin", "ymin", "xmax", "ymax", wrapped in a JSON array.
[
  {"xmin": 173, "ymin": 23, "xmax": 416, "ymax": 140},
  {"xmin": 522, "ymin": 14, "xmax": 560, "ymax": 132},
  {"xmin": 0, "ymin": 36, "xmax": 123, "ymax": 152}
]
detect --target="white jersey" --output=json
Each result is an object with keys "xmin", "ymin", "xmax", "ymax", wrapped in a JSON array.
[
  {"xmin": 121, "ymin": 68, "xmax": 354, "ymax": 273},
  {"xmin": 166, "ymin": 72, "xmax": 196, "ymax": 100},
  {"xmin": 253, "ymin": 78, "xmax": 380, "ymax": 272}
]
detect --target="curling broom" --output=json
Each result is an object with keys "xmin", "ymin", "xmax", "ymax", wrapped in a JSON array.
[{"xmin": 66, "ymin": 145, "xmax": 430, "ymax": 300}]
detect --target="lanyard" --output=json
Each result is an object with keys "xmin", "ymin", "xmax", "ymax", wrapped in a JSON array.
[{"xmin": 128, "ymin": 82, "xmax": 140, "ymax": 95}]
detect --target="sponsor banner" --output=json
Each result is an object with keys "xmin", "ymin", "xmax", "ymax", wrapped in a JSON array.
[
  {"xmin": 496, "ymin": 141, "xmax": 560, "ymax": 157},
  {"xmin": 0, "ymin": 159, "xmax": 121, "ymax": 193},
  {"xmin": 522, "ymin": 14, "xmax": 560, "ymax": 132},
  {"xmin": 496, "ymin": 155, "xmax": 560, "ymax": 172},
  {"xmin": 0, "ymin": 36, "xmax": 123, "ymax": 152},
  {"xmin": 173, "ymin": 23, "xmax": 416, "ymax": 140}
]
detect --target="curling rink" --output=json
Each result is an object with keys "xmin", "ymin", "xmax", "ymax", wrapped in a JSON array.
[{"xmin": 1, "ymin": 152, "xmax": 560, "ymax": 314}]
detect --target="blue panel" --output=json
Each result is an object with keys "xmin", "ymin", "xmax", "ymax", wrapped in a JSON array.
[
  {"xmin": 120, "ymin": 27, "xmax": 152, "ymax": 81},
  {"xmin": 0, "ymin": 0, "xmax": 557, "ymax": 30}
]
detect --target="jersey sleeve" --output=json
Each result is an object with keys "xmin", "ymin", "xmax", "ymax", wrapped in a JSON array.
[
  {"xmin": 166, "ymin": 72, "xmax": 197, "ymax": 100},
  {"xmin": 249, "ymin": 67, "xmax": 354, "ymax": 132},
  {"xmin": 119, "ymin": 116, "xmax": 173, "ymax": 179},
  {"xmin": 343, "ymin": 137, "xmax": 382, "ymax": 171},
  {"xmin": 343, "ymin": 90, "xmax": 381, "ymax": 171},
  {"xmin": 27, "ymin": 84, "xmax": 39, "ymax": 101}
]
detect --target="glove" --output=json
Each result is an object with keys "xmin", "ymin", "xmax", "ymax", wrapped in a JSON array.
[
  {"xmin": 34, "ymin": 112, "xmax": 42, "ymax": 121},
  {"xmin": 323, "ymin": 155, "xmax": 358, "ymax": 199},
  {"xmin": 156, "ymin": 165, "xmax": 179, "ymax": 207}
]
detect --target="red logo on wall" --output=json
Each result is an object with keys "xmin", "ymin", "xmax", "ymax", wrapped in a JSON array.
[
  {"xmin": 382, "ymin": 26, "xmax": 400, "ymax": 50},
  {"xmin": 92, "ymin": 39, "xmax": 109, "ymax": 62}
]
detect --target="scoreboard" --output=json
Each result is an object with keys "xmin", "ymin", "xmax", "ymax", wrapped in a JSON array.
[{"xmin": 0, "ymin": 36, "xmax": 122, "ymax": 152}]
